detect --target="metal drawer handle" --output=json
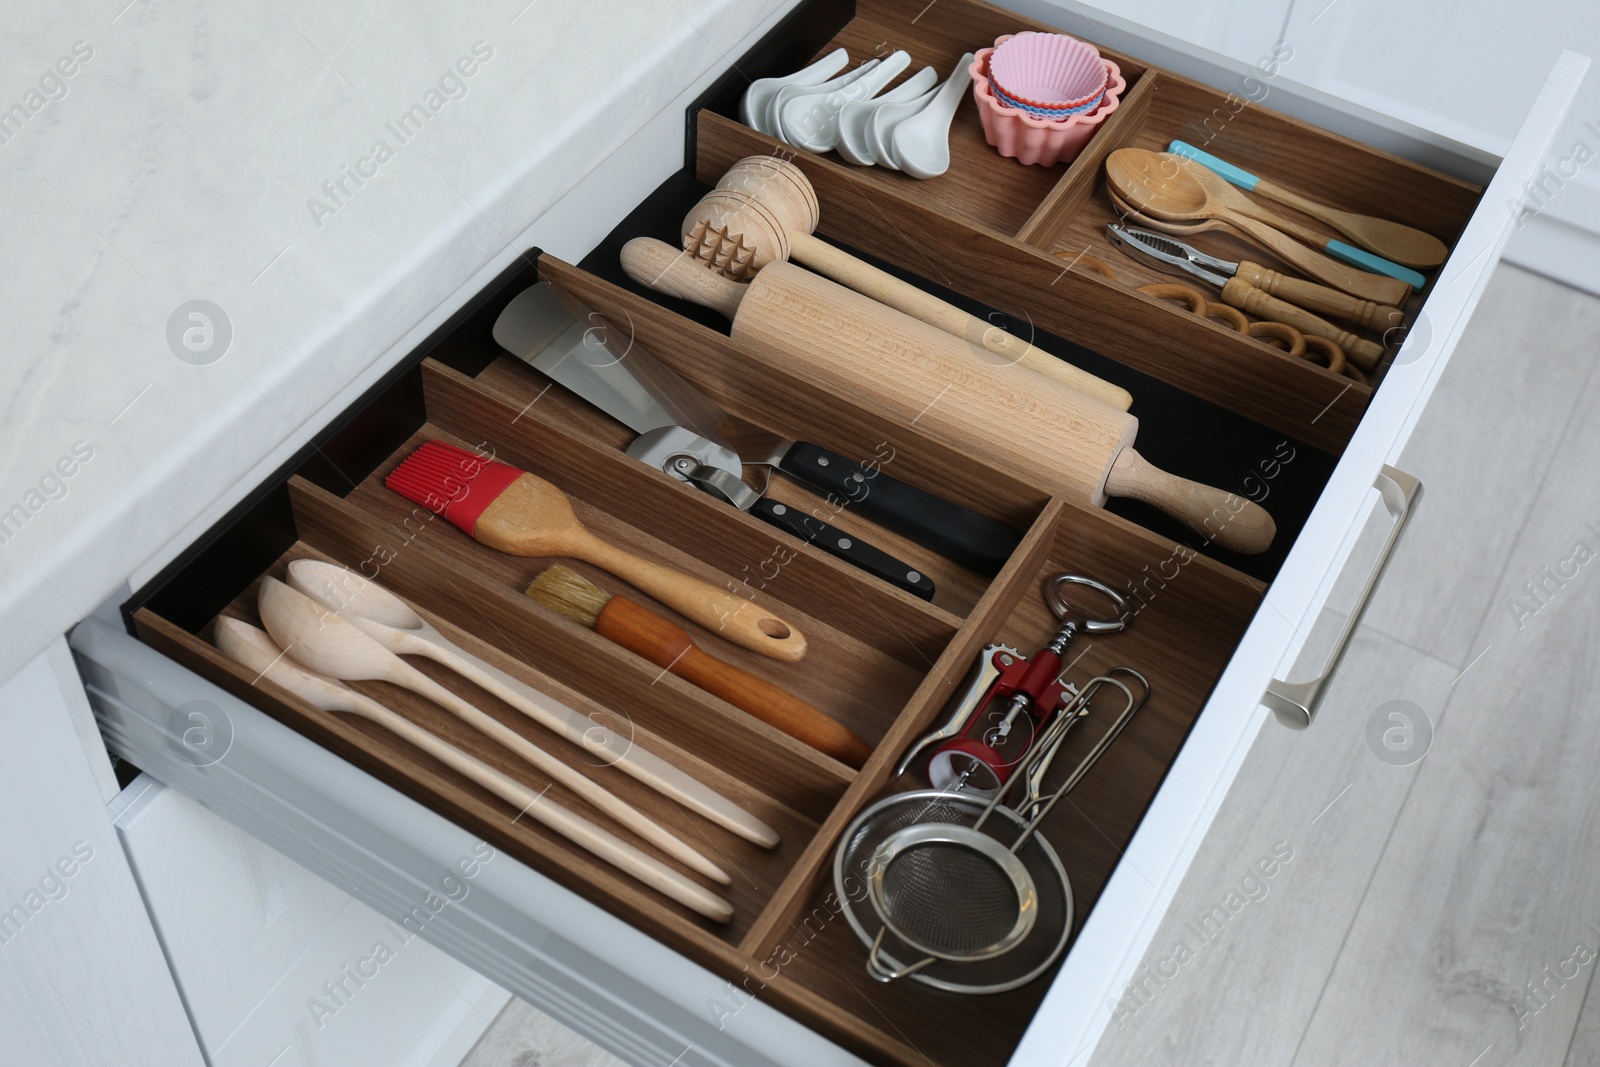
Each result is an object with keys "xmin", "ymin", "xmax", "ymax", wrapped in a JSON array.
[{"xmin": 1263, "ymin": 465, "xmax": 1422, "ymax": 730}]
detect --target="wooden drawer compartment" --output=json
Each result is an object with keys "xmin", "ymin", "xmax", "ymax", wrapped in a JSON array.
[
  {"xmin": 689, "ymin": 0, "xmax": 1484, "ymax": 456},
  {"xmin": 113, "ymin": 0, "xmax": 1541, "ymax": 1062},
  {"xmin": 130, "ymin": 241, "xmax": 1268, "ymax": 1066}
]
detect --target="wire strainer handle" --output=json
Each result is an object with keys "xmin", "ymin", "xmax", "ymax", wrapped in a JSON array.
[
  {"xmin": 866, "ymin": 931, "xmax": 937, "ymax": 983},
  {"xmin": 1013, "ymin": 668, "xmax": 1150, "ymax": 851}
]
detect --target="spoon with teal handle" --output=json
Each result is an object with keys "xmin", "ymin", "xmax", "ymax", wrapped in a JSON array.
[
  {"xmin": 1168, "ymin": 140, "xmax": 1446, "ymax": 272},
  {"xmin": 1152, "ymin": 144, "xmax": 1426, "ymax": 289}
]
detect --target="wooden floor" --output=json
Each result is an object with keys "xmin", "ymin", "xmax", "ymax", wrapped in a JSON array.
[
  {"xmin": 1088, "ymin": 263, "xmax": 1600, "ymax": 1067},
  {"xmin": 456, "ymin": 264, "xmax": 1600, "ymax": 1067}
]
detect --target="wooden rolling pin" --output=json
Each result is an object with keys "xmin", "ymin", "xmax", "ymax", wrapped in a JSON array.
[
  {"xmin": 621, "ymin": 238, "xmax": 1275, "ymax": 555},
  {"xmin": 682, "ymin": 156, "xmax": 1134, "ymax": 412}
]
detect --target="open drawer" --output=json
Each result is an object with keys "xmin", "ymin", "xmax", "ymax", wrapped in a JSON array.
[{"xmin": 71, "ymin": 0, "xmax": 1584, "ymax": 1065}]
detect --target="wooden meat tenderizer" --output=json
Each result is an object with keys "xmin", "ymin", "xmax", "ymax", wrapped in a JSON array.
[
  {"xmin": 528, "ymin": 565, "xmax": 873, "ymax": 769},
  {"xmin": 682, "ymin": 155, "xmax": 1133, "ymax": 412},
  {"xmin": 622, "ymin": 238, "xmax": 1275, "ymax": 555}
]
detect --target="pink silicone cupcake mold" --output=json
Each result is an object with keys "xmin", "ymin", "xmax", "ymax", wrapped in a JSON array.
[
  {"xmin": 969, "ymin": 48, "xmax": 1124, "ymax": 168},
  {"xmin": 989, "ymin": 31, "xmax": 1106, "ymax": 111}
]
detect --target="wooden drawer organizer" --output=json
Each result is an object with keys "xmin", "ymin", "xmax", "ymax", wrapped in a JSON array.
[
  {"xmin": 690, "ymin": 0, "xmax": 1484, "ymax": 458},
  {"xmin": 129, "ymin": 1, "xmax": 1485, "ymax": 1065}
]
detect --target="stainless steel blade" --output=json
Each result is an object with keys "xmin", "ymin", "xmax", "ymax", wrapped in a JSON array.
[
  {"xmin": 492, "ymin": 283, "xmax": 729, "ymax": 442},
  {"xmin": 1105, "ymin": 224, "xmax": 1234, "ymax": 289}
]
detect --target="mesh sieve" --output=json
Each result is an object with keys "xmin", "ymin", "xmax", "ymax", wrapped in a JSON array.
[{"xmin": 835, "ymin": 790, "xmax": 1073, "ymax": 994}]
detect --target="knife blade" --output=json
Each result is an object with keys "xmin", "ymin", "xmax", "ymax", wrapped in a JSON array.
[{"xmin": 492, "ymin": 285, "xmax": 960, "ymax": 597}]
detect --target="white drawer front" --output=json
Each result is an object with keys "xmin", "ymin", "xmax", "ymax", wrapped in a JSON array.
[{"xmin": 1010, "ymin": 48, "xmax": 1589, "ymax": 1067}]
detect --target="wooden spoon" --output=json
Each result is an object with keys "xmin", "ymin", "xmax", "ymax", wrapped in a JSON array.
[
  {"xmin": 286, "ymin": 560, "xmax": 778, "ymax": 847},
  {"xmin": 215, "ymin": 618, "xmax": 732, "ymax": 922},
  {"xmin": 1175, "ymin": 158, "xmax": 1427, "ymax": 289},
  {"xmin": 254, "ymin": 577, "xmax": 731, "ymax": 887},
  {"xmin": 1166, "ymin": 140, "xmax": 1448, "ymax": 267},
  {"xmin": 1106, "ymin": 149, "xmax": 1413, "ymax": 306}
]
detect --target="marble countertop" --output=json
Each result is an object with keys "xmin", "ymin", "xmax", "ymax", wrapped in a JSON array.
[{"xmin": 1, "ymin": 0, "xmax": 790, "ymax": 684}]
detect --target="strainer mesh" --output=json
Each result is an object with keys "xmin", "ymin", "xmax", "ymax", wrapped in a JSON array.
[{"xmin": 879, "ymin": 841, "xmax": 1021, "ymax": 954}]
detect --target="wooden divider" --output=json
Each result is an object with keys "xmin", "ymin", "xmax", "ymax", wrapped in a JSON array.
[
  {"xmin": 287, "ymin": 477, "xmax": 855, "ymax": 811},
  {"xmin": 1015, "ymin": 71, "xmax": 1161, "ymax": 249},
  {"xmin": 537, "ymin": 256, "xmax": 1052, "ymax": 529},
  {"xmin": 421, "ymin": 359, "xmax": 965, "ymax": 653},
  {"xmin": 697, "ymin": 112, "xmax": 1369, "ymax": 454}
]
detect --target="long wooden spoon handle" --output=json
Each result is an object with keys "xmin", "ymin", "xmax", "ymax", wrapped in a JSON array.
[
  {"xmin": 411, "ymin": 636, "xmax": 780, "ymax": 846},
  {"xmin": 399, "ymin": 666, "xmax": 730, "ymax": 884},
  {"xmin": 1226, "ymin": 214, "xmax": 1412, "ymax": 306},
  {"xmin": 341, "ymin": 691, "xmax": 730, "ymax": 920},
  {"xmin": 1252, "ymin": 212, "xmax": 1427, "ymax": 289},
  {"xmin": 1219, "ymin": 278, "xmax": 1386, "ymax": 372},
  {"xmin": 577, "ymin": 535, "xmax": 808, "ymax": 662},
  {"xmin": 1233, "ymin": 262, "xmax": 1405, "ymax": 333},
  {"xmin": 596, "ymin": 595, "xmax": 871, "ymax": 768},
  {"xmin": 1104, "ymin": 447, "xmax": 1276, "ymax": 555},
  {"xmin": 1255, "ymin": 178, "xmax": 1449, "ymax": 269},
  {"xmin": 621, "ymin": 237, "xmax": 747, "ymax": 319},
  {"xmin": 789, "ymin": 232, "xmax": 1133, "ymax": 411},
  {"xmin": 1166, "ymin": 140, "xmax": 1447, "ymax": 268}
]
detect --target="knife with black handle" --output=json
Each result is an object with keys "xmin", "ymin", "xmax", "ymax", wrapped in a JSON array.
[
  {"xmin": 495, "ymin": 283, "xmax": 1020, "ymax": 586},
  {"xmin": 775, "ymin": 442, "xmax": 1022, "ymax": 574},
  {"xmin": 749, "ymin": 497, "xmax": 936, "ymax": 600}
]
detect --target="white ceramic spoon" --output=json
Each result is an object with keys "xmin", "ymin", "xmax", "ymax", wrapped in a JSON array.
[
  {"xmin": 778, "ymin": 50, "xmax": 910, "ymax": 153},
  {"xmin": 285, "ymin": 560, "xmax": 778, "ymax": 849},
  {"xmin": 868, "ymin": 81, "xmax": 939, "ymax": 171},
  {"xmin": 835, "ymin": 66, "xmax": 937, "ymax": 165},
  {"xmin": 766, "ymin": 58, "xmax": 880, "ymax": 145},
  {"xmin": 741, "ymin": 48, "xmax": 850, "ymax": 135},
  {"xmin": 255, "ymin": 577, "xmax": 731, "ymax": 887},
  {"xmin": 215, "ymin": 618, "xmax": 733, "ymax": 923},
  {"xmin": 889, "ymin": 52, "xmax": 978, "ymax": 180}
]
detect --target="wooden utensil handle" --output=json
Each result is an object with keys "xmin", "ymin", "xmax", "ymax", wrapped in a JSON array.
[
  {"xmin": 398, "ymin": 665, "xmax": 731, "ymax": 883},
  {"xmin": 1254, "ymin": 178, "xmax": 1449, "ymax": 269},
  {"xmin": 1104, "ymin": 447, "xmax": 1276, "ymax": 554},
  {"xmin": 1234, "ymin": 262, "xmax": 1405, "ymax": 332},
  {"xmin": 1219, "ymin": 278, "xmax": 1385, "ymax": 372},
  {"xmin": 789, "ymin": 233, "xmax": 1134, "ymax": 411},
  {"xmin": 596, "ymin": 595, "xmax": 872, "ymax": 768},
  {"xmin": 413, "ymin": 634, "xmax": 780, "ymax": 847},
  {"xmin": 621, "ymin": 238, "xmax": 745, "ymax": 319},
  {"xmin": 579, "ymin": 534, "xmax": 809, "ymax": 662},
  {"xmin": 345, "ymin": 691, "xmax": 732, "ymax": 921},
  {"xmin": 1227, "ymin": 214, "xmax": 1412, "ymax": 306}
]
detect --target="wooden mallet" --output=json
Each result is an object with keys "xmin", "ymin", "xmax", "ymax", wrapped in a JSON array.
[{"xmin": 682, "ymin": 156, "xmax": 1134, "ymax": 412}]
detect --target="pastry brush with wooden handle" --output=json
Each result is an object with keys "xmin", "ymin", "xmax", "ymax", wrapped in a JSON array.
[
  {"xmin": 527, "ymin": 565, "xmax": 873, "ymax": 769},
  {"xmin": 385, "ymin": 440, "xmax": 806, "ymax": 662}
]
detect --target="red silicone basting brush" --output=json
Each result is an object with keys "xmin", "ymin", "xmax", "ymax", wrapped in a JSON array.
[{"xmin": 384, "ymin": 440, "xmax": 807, "ymax": 662}]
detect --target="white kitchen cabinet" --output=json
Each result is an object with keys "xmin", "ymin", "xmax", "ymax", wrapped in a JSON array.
[
  {"xmin": 62, "ymin": 2, "xmax": 1589, "ymax": 1066},
  {"xmin": 0, "ymin": 641, "xmax": 203, "ymax": 1067},
  {"xmin": 111, "ymin": 775, "xmax": 508, "ymax": 1067}
]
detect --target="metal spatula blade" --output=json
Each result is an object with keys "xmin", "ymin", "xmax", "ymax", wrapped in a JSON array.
[{"xmin": 492, "ymin": 284, "xmax": 729, "ymax": 442}]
